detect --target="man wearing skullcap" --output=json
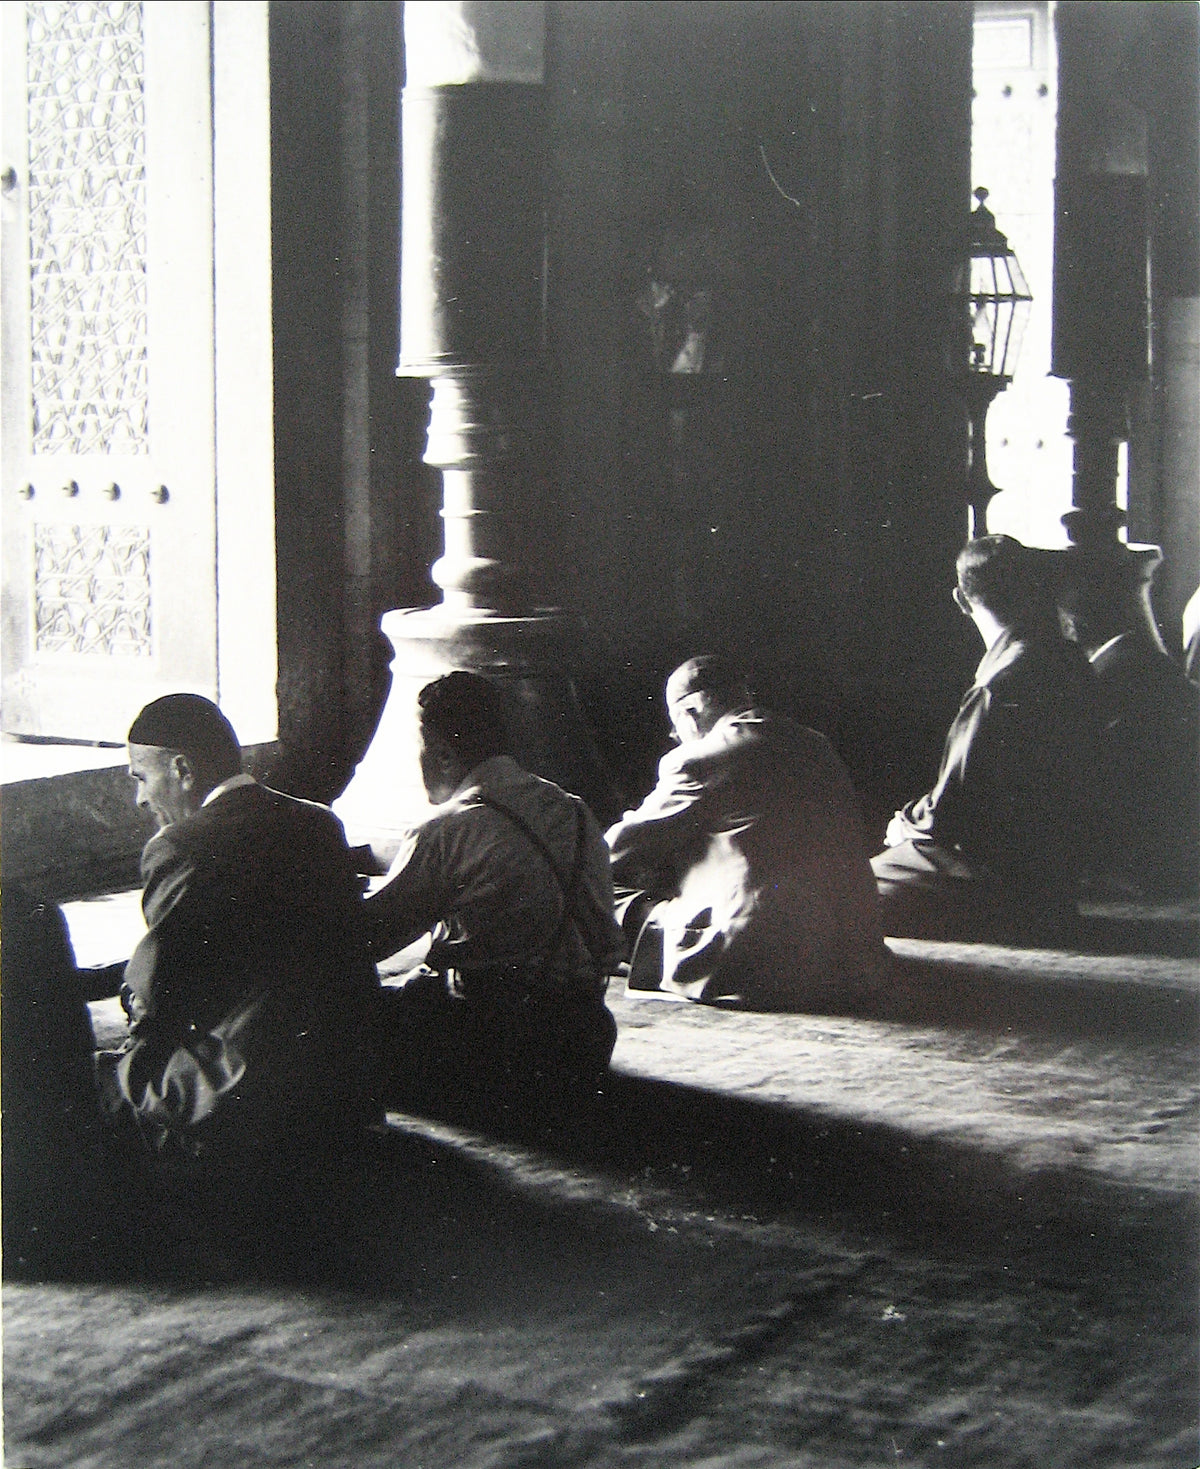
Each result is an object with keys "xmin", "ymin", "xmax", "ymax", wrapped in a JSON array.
[
  {"xmin": 96, "ymin": 693, "xmax": 381, "ymax": 1186},
  {"xmin": 606, "ymin": 656, "xmax": 888, "ymax": 1011}
]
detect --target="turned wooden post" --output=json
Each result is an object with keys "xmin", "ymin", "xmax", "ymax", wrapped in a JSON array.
[{"xmin": 335, "ymin": 1, "xmax": 616, "ymax": 856}]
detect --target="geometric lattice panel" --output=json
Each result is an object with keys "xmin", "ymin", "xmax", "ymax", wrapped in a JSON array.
[
  {"xmin": 26, "ymin": 1, "xmax": 149, "ymax": 455},
  {"xmin": 34, "ymin": 523, "xmax": 152, "ymax": 655}
]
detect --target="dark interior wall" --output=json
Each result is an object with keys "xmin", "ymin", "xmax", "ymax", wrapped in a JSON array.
[
  {"xmin": 269, "ymin": 2, "xmax": 345, "ymax": 796},
  {"xmin": 269, "ymin": 1, "xmax": 429, "ymax": 800},
  {"xmin": 545, "ymin": 1, "xmax": 975, "ymax": 817}
]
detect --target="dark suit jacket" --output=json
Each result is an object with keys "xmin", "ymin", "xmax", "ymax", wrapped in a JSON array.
[
  {"xmin": 887, "ymin": 626, "xmax": 1102, "ymax": 897},
  {"xmin": 1089, "ymin": 634, "xmax": 1200, "ymax": 897},
  {"xmin": 606, "ymin": 709, "xmax": 888, "ymax": 1010},
  {"xmin": 112, "ymin": 782, "xmax": 380, "ymax": 1151}
]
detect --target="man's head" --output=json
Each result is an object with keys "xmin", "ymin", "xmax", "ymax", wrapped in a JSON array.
[
  {"xmin": 953, "ymin": 535, "xmax": 1040, "ymax": 632},
  {"xmin": 416, "ymin": 671, "xmax": 510, "ymax": 803},
  {"xmin": 127, "ymin": 693, "xmax": 242, "ymax": 827},
  {"xmin": 664, "ymin": 655, "xmax": 752, "ymax": 744},
  {"xmin": 1056, "ymin": 559, "xmax": 1132, "ymax": 656}
]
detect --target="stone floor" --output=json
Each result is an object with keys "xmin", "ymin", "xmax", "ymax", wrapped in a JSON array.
[
  {"xmin": 65, "ymin": 888, "xmax": 1200, "ymax": 1203},
  {"xmin": 3, "ymin": 889, "xmax": 1194, "ymax": 1468}
]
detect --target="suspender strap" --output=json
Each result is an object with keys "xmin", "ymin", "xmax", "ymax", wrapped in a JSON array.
[{"xmin": 473, "ymin": 794, "xmax": 591, "ymax": 978}]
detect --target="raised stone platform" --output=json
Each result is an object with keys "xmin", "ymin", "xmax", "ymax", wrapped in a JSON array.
[
  {"xmin": 70, "ymin": 889, "xmax": 1199, "ymax": 1206},
  {"xmin": 9, "ymin": 914, "xmax": 1197, "ymax": 1469}
]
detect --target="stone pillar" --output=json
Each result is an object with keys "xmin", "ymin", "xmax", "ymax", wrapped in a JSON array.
[
  {"xmin": 335, "ymin": 1, "xmax": 617, "ymax": 859},
  {"xmin": 1051, "ymin": 2, "xmax": 1164, "ymax": 651}
]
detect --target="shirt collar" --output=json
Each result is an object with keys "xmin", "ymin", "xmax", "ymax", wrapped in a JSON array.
[
  {"xmin": 202, "ymin": 772, "xmax": 256, "ymax": 807},
  {"xmin": 1088, "ymin": 633, "xmax": 1127, "ymax": 667},
  {"xmin": 450, "ymin": 754, "xmax": 520, "ymax": 801},
  {"xmin": 972, "ymin": 625, "xmax": 1024, "ymax": 688}
]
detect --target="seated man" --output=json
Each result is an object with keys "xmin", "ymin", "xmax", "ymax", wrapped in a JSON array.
[
  {"xmin": 2, "ymin": 884, "xmax": 117, "ymax": 1277},
  {"xmin": 96, "ymin": 694, "xmax": 381, "ymax": 1185},
  {"xmin": 363, "ymin": 671, "xmax": 623, "ymax": 1108},
  {"xmin": 605, "ymin": 656, "xmax": 888, "ymax": 1011},
  {"xmin": 1058, "ymin": 563, "xmax": 1199, "ymax": 899},
  {"xmin": 873, "ymin": 535, "xmax": 1102, "ymax": 941}
]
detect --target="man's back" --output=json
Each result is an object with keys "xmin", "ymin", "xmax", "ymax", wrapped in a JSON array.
[
  {"xmin": 130, "ymin": 785, "xmax": 373, "ymax": 1008},
  {"xmin": 364, "ymin": 754, "xmax": 622, "ymax": 986},
  {"xmin": 1089, "ymin": 636, "xmax": 1200, "ymax": 897},
  {"xmin": 117, "ymin": 782, "xmax": 379, "ymax": 1147},
  {"xmin": 363, "ymin": 753, "xmax": 622, "ymax": 1105},
  {"xmin": 933, "ymin": 628, "xmax": 1100, "ymax": 890},
  {"xmin": 875, "ymin": 535, "xmax": 1105, "ymax": 940},
  {"xmin": 609, "ymin": 707, "xmax": 886, "ymax": 1007},
  {"xmin": 688, "ymin": 709, "xmax": 869, "ymax": 858}
]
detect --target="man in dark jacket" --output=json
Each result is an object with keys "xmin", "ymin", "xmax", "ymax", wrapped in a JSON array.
[
  {"xmin": 96, "ymin": 694, "xmax": 380, "ymax": 1183},
  {"xmin": 872, "ymin": 536, "xmax": 1103, "ymax": 941},
  {"xmin": 1058, "ymin": 559, "xmax": 1200, "ymax": 899}
]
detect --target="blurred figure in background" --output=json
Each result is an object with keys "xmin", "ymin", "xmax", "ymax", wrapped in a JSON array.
[
  {"xmin": 1058, "ymin": 563, "xmax": 1199, "ymax": 900},
  {"xmin": 873, "ymin": 536, "xmax": 1103, "ymax": 941}
]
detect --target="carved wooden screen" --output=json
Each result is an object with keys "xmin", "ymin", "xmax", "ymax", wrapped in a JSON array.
[{"xmin": 2, "ymin": 0, "xmax": 217, "ymax": 741}]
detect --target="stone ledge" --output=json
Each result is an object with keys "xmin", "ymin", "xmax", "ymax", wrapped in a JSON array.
[{"xmin": 2, "ymin": 743, "xmax": 283, "ymax": 903}]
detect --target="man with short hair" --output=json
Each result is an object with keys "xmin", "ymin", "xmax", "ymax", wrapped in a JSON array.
[
  {"xmin": 364, "ymin": 671, "xmax": 623, "ymax": 1106},
  {"xmin": 606, "ymin": 655, "xmax": 888, "ymax": 1010},
  {"xmin": 872, "ymin": 535, "xmax": 1102, "ymax": 939},
  {"xmin": 97, "ymin": 693, "xmax": 381, "ymax": 1178}
]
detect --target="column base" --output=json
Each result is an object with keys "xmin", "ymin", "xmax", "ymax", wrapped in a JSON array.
[{"xmin": 332, "ymin": 605, "xmax": 621, "ymax": 864}]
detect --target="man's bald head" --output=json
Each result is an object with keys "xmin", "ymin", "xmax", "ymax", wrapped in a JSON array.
[{"xmin": 665, "ymin": 656, "xmax": 752, "ymax": 744}]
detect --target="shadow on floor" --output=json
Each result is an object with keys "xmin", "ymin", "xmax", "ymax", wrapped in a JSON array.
[{"xmin": 877, "ymin": 948, "xmax": 1199, "ymax": 1042}]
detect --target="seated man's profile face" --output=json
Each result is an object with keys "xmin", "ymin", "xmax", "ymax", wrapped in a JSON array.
[{"xmin": 127, "ymin": 744, "xmax": 195, "ymax": 829}]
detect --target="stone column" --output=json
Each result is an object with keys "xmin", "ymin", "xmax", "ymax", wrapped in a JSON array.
[
  {"xmin": 1051, "ymin": 2, "xmax": 1164, "ymax": 651},
  {"xmin": 335, "ymin": 1, "xmax": 616, "ymax": 859}
]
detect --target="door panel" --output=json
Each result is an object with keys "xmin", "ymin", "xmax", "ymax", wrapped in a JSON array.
[{"xmin": 2, "ymin": 0, "xmax": 216, "ymax": 741}]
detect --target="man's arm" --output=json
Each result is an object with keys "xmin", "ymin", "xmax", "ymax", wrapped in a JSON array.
[
  {"xmin": 361, "ymin": 820, "xmax": 454, "ymax": 960},
  {"xmin": 103, "ymin": 831, "xmax": 227, "ymax": 1128},
  {"xmin": 572, "ymin": 810, "xmax": 626, "ymax": 975},
  {"xmin": 885, "ymin": 682, "xmax": 1033, "ymax": 866},
  {"xmin": 604, "ymin": 749, "xmax": 710, "ymax": 891},
  {"xmin": 120, "ymin": 830, "xmax": 201, "ymax": 1030}
]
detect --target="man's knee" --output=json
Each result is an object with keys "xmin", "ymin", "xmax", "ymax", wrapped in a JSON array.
[{"xmin": 872, "ymin": 841, "xmax": 986, "ymax": 939}]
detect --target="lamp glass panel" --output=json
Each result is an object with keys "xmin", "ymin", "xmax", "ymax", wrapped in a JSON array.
[
  {"xmin": 997, "ymin": 297, "xmax": 1031, "ymax": 377},
  {"xmin": 965, "ymin": 248, "xmax": 1033, "ymax": 376},
  {"xmin": 1005, "ymin": 252, "xmax": 1030, "ymax": 299},
  {"xmin": 970, "ymin": 298, "xmax": 1003, "ymax": 373}
]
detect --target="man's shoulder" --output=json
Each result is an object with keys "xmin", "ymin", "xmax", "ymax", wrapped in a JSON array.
[
  {"xmin": 1096, "ymin": 634, "xmax": 1196, "ymax": 686},
  {"xmin": 252, "ymin": 783, "xmax": 345, "ymax": 827},
  {"xmin": 461, "ymin": 756, "xmax": 579, "ymax": 812},
  {"xmin": 1094, "ymin": 637, "xmax": 1200, "ymax": 719},
  {"xmin": 147, "ymin": 783, "xmax": 344, "ymax": 864},
  {"xmin": 984, "ymin": 630, "xmax": 1092, "ymax": 692},
  {"xmin": 713, "ymin": 708, "xmax": 832, "ymax": 762},
  {"xmin": 658, "ymin": 709, "xmax": 824, "ymax": 789}
]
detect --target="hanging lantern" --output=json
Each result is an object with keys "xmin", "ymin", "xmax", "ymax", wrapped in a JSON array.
[
  {"xmin": 957, "ymin": 185, "xmax": 1033, "ymax": 382},
  {"xmin": 952, "ymin": 187, "xmax": 1034, "ymax": 535}
]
